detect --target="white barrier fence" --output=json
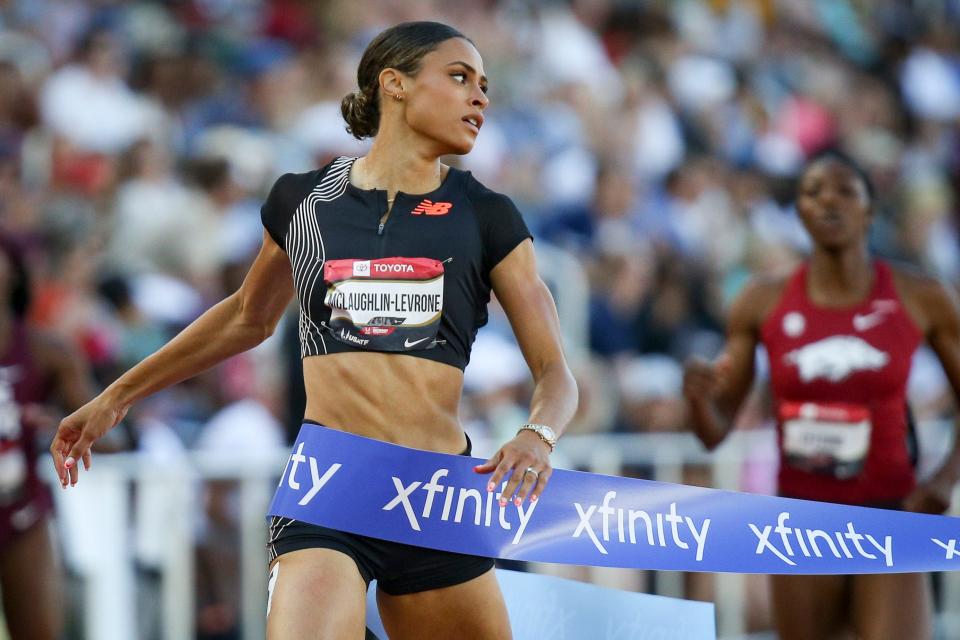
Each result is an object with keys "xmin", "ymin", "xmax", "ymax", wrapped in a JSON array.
[{"xmin": 50, "ymin": 426, "xmax": 960, "ymax": 640}]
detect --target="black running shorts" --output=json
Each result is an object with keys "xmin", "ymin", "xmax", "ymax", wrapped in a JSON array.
[{"xmin": 266, "ymin": 433, "xmax": 495, "ymax": 595}]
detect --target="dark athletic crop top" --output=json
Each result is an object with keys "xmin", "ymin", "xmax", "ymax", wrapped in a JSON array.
[{"xmin": 260, "ymin": 156, "xmax": 532, "ymax": 370}]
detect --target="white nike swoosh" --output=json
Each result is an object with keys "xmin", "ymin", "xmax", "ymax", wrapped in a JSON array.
[
  {"xmin": 852, "ymin": 313, "xmax": 885, "ymax": 331},
  {"xmin": 404, "ymin": 337, "xmax": 431, "ymax": 348}
]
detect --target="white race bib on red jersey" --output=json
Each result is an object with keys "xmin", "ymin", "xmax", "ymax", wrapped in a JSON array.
[{"xmin": 780, "ymin": 401, "xmax": 872, "ymax": 480}]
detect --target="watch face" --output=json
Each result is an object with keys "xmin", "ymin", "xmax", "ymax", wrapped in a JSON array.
[{"xmin": 540, "ymin": 425, "xmax": 556, "ymax": 442}]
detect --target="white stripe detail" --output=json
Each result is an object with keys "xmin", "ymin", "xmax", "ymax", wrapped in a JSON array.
[
  {"xmin": 266, "ymin": 562, "xmax": 279, "ymax": 617},
  {"xmin": 286, "ymin": 157, "xmax": 355, "ymax": 357},
  {"xmin": 267, "ymin": 516, "xmax": 298, "ymax": 563}
]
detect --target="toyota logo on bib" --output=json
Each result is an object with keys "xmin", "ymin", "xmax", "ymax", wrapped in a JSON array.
[{"xmin": 353, "ymin": 260, "xmax": 371, "ymax": 277}]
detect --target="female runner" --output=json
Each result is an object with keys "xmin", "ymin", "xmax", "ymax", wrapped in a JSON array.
[
  {"xmin": 684, "ymin": 151, "xmax": 960, "ymax": 639},
  {"xmin": 0, "ymin": 238, "xmax": 93, "ymax": 640},
  {"xmin": 50, "ymin": 21, "xmax": 577, "ymax": 640}
]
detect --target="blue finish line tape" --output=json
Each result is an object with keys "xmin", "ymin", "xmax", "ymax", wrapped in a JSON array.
[{"xmin": 268, "ymin": 424, "xmax": 960, "ymax": 574}]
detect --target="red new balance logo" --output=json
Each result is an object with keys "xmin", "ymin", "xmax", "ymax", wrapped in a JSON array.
[{"xmin": 411, "ymin": 200, "xmax": 453, "ymax": 216}]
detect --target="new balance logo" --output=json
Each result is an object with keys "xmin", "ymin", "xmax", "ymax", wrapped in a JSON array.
[{"xmin": 412, "ymin": 200, "xmax": 452, "ymax": 216}]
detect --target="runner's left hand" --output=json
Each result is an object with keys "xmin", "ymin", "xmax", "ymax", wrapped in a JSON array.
[
  {"xmin": 473, "ymin": 431, "xmax": 552, "ymax": 506},
  {"xmin": 903, "ymin": 474, "xmax": 954, "ymax": 514}
]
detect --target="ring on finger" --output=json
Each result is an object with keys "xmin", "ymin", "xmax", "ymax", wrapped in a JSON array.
[{"xmin": 524, "ymin": 466, "xmax": 539, "ymax": 478}]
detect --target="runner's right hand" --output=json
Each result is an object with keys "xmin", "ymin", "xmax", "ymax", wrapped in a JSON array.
[
  {"xmin": 682, "ymin": 353, "xmax": 730, "ymax": 404},
  {"xmin": 682, "ymin": 353, "xmax": 737, "ymax": 449},
  {"xmin": 49, "ymin": 396, "xmax": 128, "ymax": 488}
]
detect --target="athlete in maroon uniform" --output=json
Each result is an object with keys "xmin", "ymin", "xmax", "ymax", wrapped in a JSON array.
[
  {"xmin": 762, "ymin": 260, "xmax": 921, "ymax": 506},
  {"xmin": 0, "ymin": 321, "xmax": 56, "ymax": 540},
  {"xmin": 684, "ymin": 152, "xmax": 960, "ymax": 640},
  {"xmin": 0, "ymin": 239, "xmax": 93, "ymax": 640}
]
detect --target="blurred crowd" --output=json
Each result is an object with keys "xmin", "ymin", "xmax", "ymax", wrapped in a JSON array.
[{"xmin": 2, "ymin": 0, "xmax": 960, "ymax": 636}]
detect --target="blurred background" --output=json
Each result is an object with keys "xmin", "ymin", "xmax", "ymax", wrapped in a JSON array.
[{"xmin": 1, "ymin": 0, "xmax": 960, "ymax": 638}]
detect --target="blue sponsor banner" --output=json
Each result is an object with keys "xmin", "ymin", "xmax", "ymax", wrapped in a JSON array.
[{"xmin": 268, "ymin": 424, "xmax": 960, "ymax": 574}]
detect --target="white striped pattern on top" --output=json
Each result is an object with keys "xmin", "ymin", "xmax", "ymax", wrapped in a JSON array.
[{"xmin": 285, "ymin": 156, "xmax": 356, "ymax": 357}]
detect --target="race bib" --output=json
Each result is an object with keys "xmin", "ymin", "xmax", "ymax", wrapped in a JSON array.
[
  {"xmin": 324, "ymin": 257, "xmax": 444, "ymax": 352},
  {"xmin": 780, "ymin": 401, "xmax": 871, "ymax": 480}
]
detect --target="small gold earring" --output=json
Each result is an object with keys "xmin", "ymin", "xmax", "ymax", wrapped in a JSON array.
[{"xmin": 394, "ymin": 94, "xmax": 403, "ymax": 102}]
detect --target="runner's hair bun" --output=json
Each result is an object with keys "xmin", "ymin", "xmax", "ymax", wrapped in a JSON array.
[{"xmin": 341, "ymin": 89, "xmax": 379, "ymax": 139}]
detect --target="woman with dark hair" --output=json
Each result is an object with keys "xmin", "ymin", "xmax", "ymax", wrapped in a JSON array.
[
  {"xmin": 0, "ymin": 238, "xmax": 94, "ymax": 640},
  {"xmin": 684, "ymin": 151, "xmax": 960, "ymax": 639},
  {"xmin": 51, "ymin": 21, "xmax": 577, "ymax": 639}
]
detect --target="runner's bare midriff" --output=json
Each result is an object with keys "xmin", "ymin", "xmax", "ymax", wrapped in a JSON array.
[{"xmin": 302, "ymin": 352, "xmax": 467, "ymax": 454}]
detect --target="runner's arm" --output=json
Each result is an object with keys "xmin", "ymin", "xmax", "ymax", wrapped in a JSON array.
[
  {"xmin": 684, "ymin": 280, "xmax": 763, "ymax": 450},
  {"xmin": 36, "ymin": 333, "xmax": 96, "ymax": 413},
  {"xmin": 905, "ymin": 278, "xmax": 960, "ymax": 513},
  {"xmin": 474, "ymin": 239, "xmax": 578, "ymax": 503},
  {"xmin": 50, "ymin": 231, "xmax": 294, "ymax": 486}
]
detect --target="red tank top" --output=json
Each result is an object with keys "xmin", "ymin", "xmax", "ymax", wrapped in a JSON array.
[{"xmin": 760, "ymin": 260, "xmax": 922, "ymax": 505}]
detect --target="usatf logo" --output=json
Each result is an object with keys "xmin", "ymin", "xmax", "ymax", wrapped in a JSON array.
[{"xmin": 412, "ymin": 200, "xmax": 453, "ymax": 216}]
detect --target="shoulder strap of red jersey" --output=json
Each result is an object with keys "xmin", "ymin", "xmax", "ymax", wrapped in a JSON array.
[
  {"xmin": 872, "ymin": 259, "xmax": 897, "ymax": 298},
  {"xmin": 783, "ymin": 262, "xmax": 809, "ymax": 301},
  {"xmin": 759, "ymin": 262, "xmax": 808, "ymax": 333}
]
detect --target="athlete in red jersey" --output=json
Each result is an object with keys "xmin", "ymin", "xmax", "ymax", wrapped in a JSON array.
[
  {"xmin": 762, "ymin": 259, "xmax": 921, "ymax": 505},
  {"xmin": 0, "ymin": 239, "xmax": 93, "ymax": 640},
  {"xmin": 684, "ymin": 152, "xmax": 960, "ymax": 640}
]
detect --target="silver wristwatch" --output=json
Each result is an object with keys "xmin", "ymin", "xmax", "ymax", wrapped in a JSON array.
[{"xmin": 517, "ymin": 423, "xmax": 557, "ymax": 452}]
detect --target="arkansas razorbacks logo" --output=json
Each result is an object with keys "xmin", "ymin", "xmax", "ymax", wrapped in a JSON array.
[
  {"xmin": 785, "ymin": 336, "xmax": 889, "ymax": 383},
  {"xmin": 411, "ymin": 199, "xmax": 452, "ymax": 216}
]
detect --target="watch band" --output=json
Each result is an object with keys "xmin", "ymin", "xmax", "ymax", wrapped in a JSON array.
[{"xmin": 517, "ymin": 423, "xmax": 556, "ymax": 451}]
